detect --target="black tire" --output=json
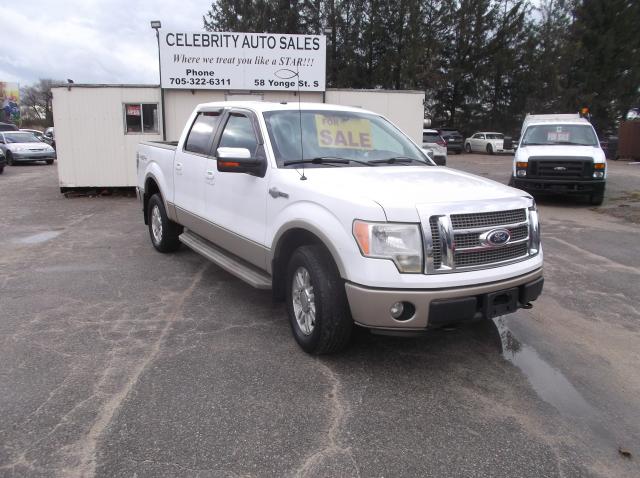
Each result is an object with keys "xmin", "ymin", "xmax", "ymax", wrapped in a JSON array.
[
  {"xmin": 487, "ymin": 144, "xmax": 494, "ymax": 155},
  {"xmin": 465, "ymin": 143, "xmax": 472, "ymax": 154},
  {"xmin": 6, "ymin": 151, "xmax": 13, "ymax": 166},
  {"xmin": 589, "ymin": 192, "xmax": 604, "ymax": 206},
  {"xmin": 147, "ymin": 193, "xmax": 182, "ymax": 252},
  {"xmin": 285, "ymin": 245, "xmax": 352, "ymax": 354},
  {"xmin": 455, "ymin": 149, "xmax": 461, "ymax": 155},
  {"xmin": 46, "ymin": 159, "xmax": 54, "ymax": 165},
  {"xmin": 0, "ymin": 166, "xmax": 4, "ymax": 174}
]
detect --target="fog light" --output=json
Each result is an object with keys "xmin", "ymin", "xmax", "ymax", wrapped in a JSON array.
[
  {"xmin": 516, "ymin": 169, "xmax": 527, "ymax": 177},
  {"xmin": 390, "ymin": 302, "xmax": 404, "ymax": 319}
]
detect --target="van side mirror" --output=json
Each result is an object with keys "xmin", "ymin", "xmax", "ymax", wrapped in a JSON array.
[{"xmin": 216, "ymin": 147, "xmax": 265, "ymax": 176}]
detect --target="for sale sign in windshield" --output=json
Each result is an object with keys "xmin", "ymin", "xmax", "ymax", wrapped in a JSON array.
[{"xmin": 159, "ymin": 32, "xmax": 326, "ymax": 92}]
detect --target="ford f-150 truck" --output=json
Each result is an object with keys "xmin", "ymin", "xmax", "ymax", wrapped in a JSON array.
[
  {"xmin": 137, "ymin": 102, "xmax": 543, "ymax": 354},
  {"xmin": 510, "ymin": 113, "xmax": 606, "ymax": 205}
]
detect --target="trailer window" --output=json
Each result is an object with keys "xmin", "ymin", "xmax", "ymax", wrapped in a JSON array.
[{"xmin": 124, "ymin": 103, "xmax": 158, "ymax": 134}]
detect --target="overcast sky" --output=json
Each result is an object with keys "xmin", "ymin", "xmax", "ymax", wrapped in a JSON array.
[{"xmin": 0, "ymin": 0, "xmax": 210, "ymax": 87}]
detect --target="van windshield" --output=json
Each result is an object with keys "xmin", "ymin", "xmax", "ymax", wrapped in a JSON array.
[
  {"xmin": 263, "ymin": 110, "xmax": 431, "ymax": 167},
  {"xmin": 522, "ymin": 124, "xmax": 598, "ymax": 146}
]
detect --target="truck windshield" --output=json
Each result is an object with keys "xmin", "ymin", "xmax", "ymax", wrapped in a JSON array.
[
  {"xmin": 263, "ymin": 110, "xmax": 431, "ymax": 167},
  {"xmin": 522, "ymin": 124, "xmax": 598, "ymax": 146}
]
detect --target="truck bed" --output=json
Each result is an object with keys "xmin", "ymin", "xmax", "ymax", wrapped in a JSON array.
[{"xmin": 141, "ymin": 140, "xmax": 178, "ymax": 151}]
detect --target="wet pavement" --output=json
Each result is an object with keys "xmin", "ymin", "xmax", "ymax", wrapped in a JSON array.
[{"xmin": 0, "ymin": 160, "xmax": 639, "ymax": 477}]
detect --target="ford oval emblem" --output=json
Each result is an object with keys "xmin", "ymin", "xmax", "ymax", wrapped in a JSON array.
[{"xmin": 481, "ymin": 228, "xmax": 511, "ymax": 247}]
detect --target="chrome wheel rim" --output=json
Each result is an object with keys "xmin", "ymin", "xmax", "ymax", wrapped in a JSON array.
[
  {"xmin": 151, "ymin": 205, "xmax": 163, "ymax": 244},
  {"xmin": 291, "ymin": 266, "xmax": 316, "ymax": 336}
]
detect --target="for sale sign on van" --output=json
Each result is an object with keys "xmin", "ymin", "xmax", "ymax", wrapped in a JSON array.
[{"xmin": 159, "ymin": 32, "xmax": 326, "ymax": 91}]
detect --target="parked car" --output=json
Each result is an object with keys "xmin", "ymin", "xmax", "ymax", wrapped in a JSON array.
[
  {"xmin": 136, "ymin": 101, "xmax": 543, "ymax": 354},
  {"xmin": 599, "ymin": 134, "xmax": 618, "ymax": 160},
  {"xmin": 510, "ymin": 113, "xmax": 606, "ymax": 205},
  {"xmin": 465, "ymin": 132, "xmax": 513, "ymax": 154},
  {"xmin": 422, "ymin": 129, "xmax": 447, "ymax": 165},
  {"xmin": 0, "ymin": 122, "xmax": 18, "ymax": 132},
  {"xmin": 0, "ymin": 148, "xmax": 5, "ymax": 174},
  {"xmin": 44, "ymin": 127, "xmax": 56, "ymax": 149},
  {"xmin": 438, "ymin": 129, "xmax": 464, "ymax": 154},
  {"xmin": 20, "ymin": 129, "xmax": 48, "ymax": 143},
  {"xmin": 0, "ymin": 131, "xmax": 57, "ymax": 165}
]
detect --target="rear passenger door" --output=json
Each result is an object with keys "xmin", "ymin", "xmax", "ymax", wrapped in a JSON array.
[{"xmin": 173, "ymin": 109, "xmax": 222, "ymax": 221}]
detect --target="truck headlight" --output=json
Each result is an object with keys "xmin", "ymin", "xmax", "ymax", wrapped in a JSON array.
[
  {"xmin": 528, "ymin": 202, "xmax": 540, "ymax": 256},
  {"xmin": 516, "ymin": 161, "xmax": 528, "ymax": 177},
  {"xmin": 353, "ymin": 221, "xmax": 423, "ymax": 273}
]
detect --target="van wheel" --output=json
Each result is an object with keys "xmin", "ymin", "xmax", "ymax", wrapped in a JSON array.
[
  {"xmin": 487, "ymin": 144, "xmax": 494, "ymax": 155},
  {"xmin": 286, "ymin": 245, "xmax": 352, "ymax": 354},
  {"xmin": 147, "ymin": 194, "xmax": 182, "ymax": 252},
  {"xmin": 589, "ymin": 192, "xmax": 604, "ymax": 206},
  {"xmin": 465, "ymin": 143, "xmax": 472, "ymax": 154}
]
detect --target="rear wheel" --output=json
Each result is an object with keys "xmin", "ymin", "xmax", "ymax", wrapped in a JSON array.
[
  {"xmin": 285, "ymin": 245, "xmax": 352, "ymax": 354},
  {"xmin": 46, "ymin": 159, "xmax": 54, "ymax": 165},
  {"xmin": 0, "ymin": 166, "xmax": 4, "ymax": 174},
  {"xmin": 589, "ymin": 192, "xmax": 604, "ymax": 206},
  {"xmin": 147, "ymin": 193, "xmax": 182, "ymax": 252},
  {"xmin": 487, "ymin": 144, "xmax": 494, "ymax": 155},
  {"xmin": 465, "ymin": 143, "xmax": 472, "ymax": 154},
  {"xmin": 6, "ymin": 152, "xmax": 13, "ymax": 166}
]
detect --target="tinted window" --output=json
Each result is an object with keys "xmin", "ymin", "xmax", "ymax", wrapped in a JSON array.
[
  {"xmin": 486, "ymin": 133, "xmax": 504, "ymax": 139},
  {"xmin": 218, "ymin": 115, "xmax": 258, "ymax": 154},
  {"xmin": 423, "ymin": 132, "xmax": 440, "ymax": 142},
  {"xmin": 185, "ymin": 112, "xmax": 221, "ymax": 154}
]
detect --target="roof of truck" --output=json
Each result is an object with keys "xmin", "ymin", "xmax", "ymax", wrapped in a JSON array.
[
  {"xmin": 196, "ymin": 101, "xmax": 375, "ymax": 115},
  {"xmin": 523, "ymin": 113, "xmax": 589, "ymax": 126}
]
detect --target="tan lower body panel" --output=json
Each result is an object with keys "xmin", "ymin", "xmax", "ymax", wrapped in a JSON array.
[{"xmin": 345, "ymin": 268, "xmax": 543, "ymax": 329}]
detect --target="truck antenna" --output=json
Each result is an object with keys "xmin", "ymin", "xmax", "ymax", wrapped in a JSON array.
[{"xmin": 297, "ymin": 63, "xmax": 307, "ymax": 180}]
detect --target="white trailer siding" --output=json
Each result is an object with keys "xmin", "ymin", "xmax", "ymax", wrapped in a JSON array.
[
  {"xmin": 52, "ymin": 85, "xmax": 425, "ymax": 188},
  {"xmin": 52, "ymin": 86, "xmax": 162, "ymax": 188}
]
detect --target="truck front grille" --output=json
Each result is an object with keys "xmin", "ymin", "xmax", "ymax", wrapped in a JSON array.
[
  {"xmin": 528, "ymin": 156, "xmax": 592, "ymax": 179},
  {"xmin": 427, "ymin": 209, "xmax": 532, "ymax": 273}
]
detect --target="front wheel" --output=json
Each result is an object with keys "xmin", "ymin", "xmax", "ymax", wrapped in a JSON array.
[
  {"xmin": 0, "ymin": 166, "xmax": 4, "ymax": 174},
  {"xmin": 6, "ymin": 152, "xmax": 13, "ymax": 166},
  {"xmin": 147, "ymin": 194, "xmax": 182, "ymax": 252},
  {"xmin": 46, "ymin": 159, "xmax": 54, "ymax": 165},
  {"xmin": 589, "ymin": 192, "xmax": 604, "ymax": 206},
  {"xmin": 285, "ymin": 245, "xmax": 353, "ymax": 354},
  {"xmin": 465, "ymin": 143, "xmax": 472, "ymax": 154},
  {"xmin": 487, "ymin": 144, "xmax": 494, "ymax": 155}
]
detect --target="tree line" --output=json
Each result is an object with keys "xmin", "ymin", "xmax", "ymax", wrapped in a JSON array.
[{"xmin": 204, "ymin": 0, "xmax": 640, "ymax": 135}]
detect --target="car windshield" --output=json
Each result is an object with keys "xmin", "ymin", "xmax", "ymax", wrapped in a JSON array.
[
  {"xmin": 522, "ymin": 124, "xmax": 598, "ymax": 146},
  {"xmin": 486, "ymin": 133, "xmax": 504, "ymax": 139},
  {"xmin": 263, "ymin": 110, "xmax": 431, "ymax": 167},
  {"xmin": 3, "ymin": 132, "xmax": 40, "ymax": 143}
]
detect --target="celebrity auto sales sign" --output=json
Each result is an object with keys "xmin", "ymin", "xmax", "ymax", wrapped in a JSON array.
[{"xmin": 159, "ymin": 32, "xmax": 326, "ymax": 91}]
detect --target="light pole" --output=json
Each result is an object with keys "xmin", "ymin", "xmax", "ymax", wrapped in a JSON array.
[{"xmin": 150, "ymin": 20, "xmax": 166, "ymax": 140}]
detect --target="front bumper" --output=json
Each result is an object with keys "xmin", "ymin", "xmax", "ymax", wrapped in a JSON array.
[
  {"xmin": 512, "ymin": 178, "xmax": 605, "ymax": 194},
  {"xmin": 12, "ymin": 151, "xmax": 56, "ymax": 161},
  {"xmin": 345, "ymin": 268, "xmax": 543, "ymax": 330},
  {"xmin": 446, "ymin": 143, "xmax": 463, "ymax": 152}
]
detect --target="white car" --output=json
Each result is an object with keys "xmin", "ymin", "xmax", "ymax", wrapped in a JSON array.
[
  {"xmin": 0, "ymin": 131, "xmax": 57, "ymax": 165},
  {"xmin": 137, "ymin": 102, "xmax": 543, "ymax": 354},
  {"xmin": 465, "ymin": 132, "xmax": 512, "ymax": 155},
  {"xmin": 422, "ymin": 129, "xmax": 447, "ymax": 165}
]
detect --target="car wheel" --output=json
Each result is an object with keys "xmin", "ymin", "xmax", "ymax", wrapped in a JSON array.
[
  {"xmin": 0, "ymin": 166, "xmax": 4, "ymax": 174},
  {"xmin": 46, "ymin": 160, "xmax": 54, "ymax": 165},
  {"xmin": 487, "ymin": 144, "xmax": 494, "ymax": 155},
  {"xmin": 286, "ymin": 245, "xmax": 353, "ymax": 354},
  {"xmin": 589, "ymin": 192, "xmax": 604, "ymax": 206},
  {"xmin": 6, "ymin": 152, "xmax": 13, "ymax": 166},
  {"xmin": 465, "ymin": 143, "xmax": 472, "ymax": 154},
  {"xmin": 455, "ymin": 149, "xmax": 461, "ymax": 155},
  {"xmin": 147, "ymin": 193, "xmax": 182, "ymax": 252}
]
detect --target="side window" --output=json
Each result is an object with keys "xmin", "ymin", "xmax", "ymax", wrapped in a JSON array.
[
  {"xmin": 184, "ymin": 112, "xmax": 221, "ymax": 155},
  {"xmin": 218, "ymin": 114, "xmax": 259, "ymax": 155},
  {"xmin": 124, "ymin": 103, "xmax": 159, "ymax": 134},
  {"xmin": 478, "ymin": 134, "xmax": 485, "ymax": 139}
]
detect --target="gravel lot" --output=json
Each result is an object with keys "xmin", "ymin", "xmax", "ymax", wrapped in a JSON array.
[{"xmin": 1, "ymin": 157, "xmax": 638, "ymax": 477}]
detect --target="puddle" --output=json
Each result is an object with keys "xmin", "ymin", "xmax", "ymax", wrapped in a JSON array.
[
  {"xmin": 13, "ymin": 231, "xmax": 62, "ymax": 244},
  {"xmin": 493, "ymin": 318, "xmax": 615, "ymax": 444}
]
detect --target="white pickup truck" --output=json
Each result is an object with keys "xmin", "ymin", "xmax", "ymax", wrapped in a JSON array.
[
  {"xmin": 510, "ymin": 114, "xmax": 606, "ymax": 205},
  {"xmin": 137, "ymin": 102, "xmax": 543, "ymax": 354}
]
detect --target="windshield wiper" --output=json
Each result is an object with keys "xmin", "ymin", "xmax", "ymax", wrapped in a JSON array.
[
  {"xmin": 369, "ymin": 156, "xmax": 428, "ymax": 165},
  {"xmin": 283, "ymin": 156, "xmax": 373, "ymax": 167}
]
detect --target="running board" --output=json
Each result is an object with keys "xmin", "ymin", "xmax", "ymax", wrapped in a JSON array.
[{"xmin": 179, "ymin": 230, "xmax": 272, "ymax": 289}]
